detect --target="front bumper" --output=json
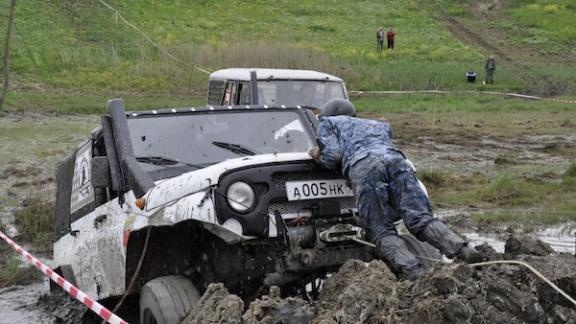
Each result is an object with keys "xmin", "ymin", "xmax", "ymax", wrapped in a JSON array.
[{"xmin": 214, "ymin": 161, "xmax": 357, "ymax": 237}]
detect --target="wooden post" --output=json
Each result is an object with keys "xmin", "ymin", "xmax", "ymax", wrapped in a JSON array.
[{"xmin": 0, "ymin": 0, "xmax": 17, "ymax": 111}]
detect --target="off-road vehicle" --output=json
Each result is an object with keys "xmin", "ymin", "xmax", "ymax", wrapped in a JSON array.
[
  {"xmin": 52, "ymin": 98, "xmax": 438, "ymax": 323},
  {"xmin": 207, "ymin": 68, "xmax": 349, "ymax": 108}
]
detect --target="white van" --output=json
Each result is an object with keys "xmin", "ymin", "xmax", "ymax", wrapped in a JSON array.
[{"xmin": 207, "ymin": 68, "xmax": 349, "ymax": 108}]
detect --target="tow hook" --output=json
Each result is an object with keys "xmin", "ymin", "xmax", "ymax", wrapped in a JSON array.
[{"xmin": 319, "ymin": 224, "xmax": 366, "ymax": 243}]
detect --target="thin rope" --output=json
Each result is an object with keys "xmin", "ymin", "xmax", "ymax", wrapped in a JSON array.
[
  {"xmin": 432, "ymin": 201, "xmax": 576, "ymax": 215},
  {"xmin": 351, "ymin": 237, "xmax": 576, "ymax": 307},
  {"xmin": 349, "ymin": 89, "xmax": 576, "ymax": 104},
  {"xmin": 469, "ymin": 260, "xmax": 576, "ymax": 307},
  {"xmin": 96, "ymin": 0, "xmax": 211, "ymax": 75}
]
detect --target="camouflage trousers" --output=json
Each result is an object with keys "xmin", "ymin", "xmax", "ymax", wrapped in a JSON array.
[{"xmin": 348, "ymin": 153, "xmax": 434, "ymax": 241}]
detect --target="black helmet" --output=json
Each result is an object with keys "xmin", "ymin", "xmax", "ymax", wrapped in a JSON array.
[{"xmin": 320, "ymin": 98, "xmax": 356, "ymax": 117}]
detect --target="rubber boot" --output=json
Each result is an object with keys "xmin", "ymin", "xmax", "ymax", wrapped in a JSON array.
[
  {"xmin": 418, "ymin": 221, "xmax": 484, "ymax": 263},
  {"xmin": 376, "ymin": 235, "xmax": 428, "ymax": 281}
]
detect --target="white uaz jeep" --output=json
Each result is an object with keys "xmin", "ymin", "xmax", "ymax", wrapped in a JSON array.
[{"xmin": 52, "ymin": 99, "xmax": 437, "ymax": 323}]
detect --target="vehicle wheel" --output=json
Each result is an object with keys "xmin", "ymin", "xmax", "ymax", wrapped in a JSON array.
[
  {"xmin": 49, "ymin": 265, "xmax": 77, "ymax": 293},
  {"xmin": 400, "ymin": 234, "xmax": 442, "ymax": 268},
  {"xmin": 139, "ymin": 276, "xmax": 200, "ymax": 324}
]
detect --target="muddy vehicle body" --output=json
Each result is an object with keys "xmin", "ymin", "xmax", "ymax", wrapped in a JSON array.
[
  {"xmin": 207, "ymin": 68, "xmax": 349, "ymax": 108},
  {"xmin": 53, "ymin": 99, "xmax": 435, "ymax": 323}
]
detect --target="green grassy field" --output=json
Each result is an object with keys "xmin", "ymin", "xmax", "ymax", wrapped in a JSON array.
[{"xmin": 1, "ymin": 0, "xmax": 575, "ymax": 113}]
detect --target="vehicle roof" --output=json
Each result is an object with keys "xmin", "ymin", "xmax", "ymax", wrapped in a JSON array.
[
  {"xmin": 125, "ymin": 105, "xmax": 317, "ymax": 118},
  {"xmin": 208, "ymin": 68, "xmax": 343, "ymax": 82}
]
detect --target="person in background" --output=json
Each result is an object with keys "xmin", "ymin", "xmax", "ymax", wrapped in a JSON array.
[
  {"xmin": 376, "ymin": 27, "xmax": 384, "ymax": 53},
  {"xmin": 309, "ymin": 99, "xmax": 484, "ymax": 280},
  {"xmin": 466, "ymin": 69, "xmax": 477, "ymax": 83},
  {"xmin": 484, "ymin": 55, "xmax": 496, "ymax": 84},
  {"xmin": 387, "ymin": 27, "xmax": 396, "ymax": 49}
]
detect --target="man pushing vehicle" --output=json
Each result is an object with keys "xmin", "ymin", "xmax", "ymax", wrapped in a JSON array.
[{"xmin": 308, "ymin": 99, "xmax": 483, "ymax": 280}]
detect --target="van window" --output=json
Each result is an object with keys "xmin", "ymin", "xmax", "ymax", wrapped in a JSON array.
[
  {"xmin": 238, "ymin": 82, "xmax": 250, "ymax": 104},
  {"xmin": 257, "ymin": 80, "xmax": 346, "ymax": 108},
  {"xmin": 223, "ymin": 82, "xmax": 237, "ymax": 106},
  {"xmin": 208, "ymin": 80, "xmax": 226, "ymax": 105}
]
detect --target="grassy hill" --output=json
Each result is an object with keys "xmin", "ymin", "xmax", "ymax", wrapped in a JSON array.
[{"xmin": 0, "ymin": 0, "xmax": 575, "ymax": 113}]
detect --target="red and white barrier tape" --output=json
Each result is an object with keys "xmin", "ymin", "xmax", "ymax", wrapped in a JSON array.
[
  {"xmin": 349, "ymin": 89, "xmax": 576, "ymax": 104},
  {"xmin": 0, "ymin": 230, "xmax": 129, "ymax": 324}
]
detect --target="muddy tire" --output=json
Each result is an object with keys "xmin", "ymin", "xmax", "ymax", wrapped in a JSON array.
[
  {"xmin": 139, "ymin": 276, "xmax": 200, "ymax": 324},
  {"xmin": 49, "ymin": 265, "xmax": 77, "ymax": 293},
  {"xmin": 400, "ymin": 234, "xmax": 442, "ymax": 268}
]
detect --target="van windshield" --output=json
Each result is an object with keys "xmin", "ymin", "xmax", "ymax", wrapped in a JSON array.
[
  {"xmin": 249, "ymin": 80, "xmax": 346, "ymax": 108},
  {"xmin": 127, "ymin": 110, "xmax": 314, "ymax": 175}
]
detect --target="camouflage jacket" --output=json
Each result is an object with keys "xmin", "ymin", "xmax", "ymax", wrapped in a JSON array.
[
  {"xmin": 315, "ymin": 115, "xmax": 404, "ymax": 175},
  {"xmin": 485, "ymin": 58, "xmax": 496, "ymax": 71}
]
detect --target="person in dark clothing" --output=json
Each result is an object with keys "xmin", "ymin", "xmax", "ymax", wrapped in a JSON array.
[
  {"xmin": 386, "ymin": 28, "xmax": 395, "ymax": 49},
  {"xmin": 309, "ymin": 99, "xmax": 483, "ymax": 280},
  {"xmin": 484, "ymin": 55, "xmax": 496, "ymax": 84},
  {"xmin": 376, "ymin": 27, "xmax": 384, "ymax": 53},
  {"xmin": 466, "ymin": 69, "xmax": 477, "ymax": 83}
]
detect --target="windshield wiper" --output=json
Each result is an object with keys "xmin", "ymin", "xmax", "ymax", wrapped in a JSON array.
[
  {"xmin": 212, "ymin": 141, "xmax": 259, "ymax": 156},
  {"xmin": 135, "ymin": 156, "xmax": 203, "ymax": 169}
]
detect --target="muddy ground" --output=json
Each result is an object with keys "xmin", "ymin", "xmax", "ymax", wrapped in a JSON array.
[
  {"xmin": 0, "ymin": 111, "xmax": 574, "ymax": 323},
  {"xmin": 184, "ymin": 237, "xmax": 576, "ymax": 324}
]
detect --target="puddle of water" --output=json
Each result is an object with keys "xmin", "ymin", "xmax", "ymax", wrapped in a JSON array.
[
  {"xmin": 464, "ymin": 232, "xmax": 506, "ymax": 253},
  {"xmin": 0, "ymin": 280, "xmax": 49, "ymax": 323}
]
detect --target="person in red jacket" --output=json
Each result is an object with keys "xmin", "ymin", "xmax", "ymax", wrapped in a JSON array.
[{"xmin": 387, "ymin": 28, "xmax": 396, "ymax": 49}]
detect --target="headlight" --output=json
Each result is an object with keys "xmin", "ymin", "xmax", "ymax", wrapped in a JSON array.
[{"xmin": 226, "ymin": 181, "xmax": 256, "ymax": 212}]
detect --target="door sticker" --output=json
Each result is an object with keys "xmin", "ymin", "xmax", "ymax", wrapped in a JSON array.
[{"xmin": 70, "ymin": 142, "xmax": 94, "ymax": 213}]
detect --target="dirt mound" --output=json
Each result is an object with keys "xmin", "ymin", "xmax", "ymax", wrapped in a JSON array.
[
  {"xmin": 184, "ymin": 283, "xmax": 244, "ymax": 324},
  {"xmin": 505, "ymin": 235, "xmax": 556, "ymax": 257},
  {"xmin": 185, "ymin": 238, "xmax": 575, "ymax": 323},
  {"xmin": 313, "ymin": 260, "xmax": 400, "ymax": 323},
  {"xmin": 243, "ymin": 286, "xmax": 313, "ymax": 324}
]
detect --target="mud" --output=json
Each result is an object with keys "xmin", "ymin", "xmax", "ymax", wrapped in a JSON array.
[
  {"xmin": 33, "ymin": 291, "xmax": 86, "ymax": 324},
  {"xmin": 505, "ymin": 235, "xmax": 556, "ymax": 257},
  {"xmin": 185, "ymin": 237, "xmax": 576, "ymax": 324},
  {"xmin": 0, "ymin": 282, "xmax": 48, "ymax": 323},
  {"xmin": 0, "ymin": 112, "xmax": 574, "ymax": 322},
  {"xmin": 403, "ymin": 133, "xmax": 575, "ymax": 176},
  {"xmin": 242, "ymin": 286, "xmax": 313, "ymax": 324},
  {"xmin": 184, "ymin": 283, "xmax": 244, "ymax": 324}
]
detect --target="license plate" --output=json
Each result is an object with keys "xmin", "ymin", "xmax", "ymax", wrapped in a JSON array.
[{"xmin": 285, "ymin": 179, "xmax": 353, "ymax": 201}]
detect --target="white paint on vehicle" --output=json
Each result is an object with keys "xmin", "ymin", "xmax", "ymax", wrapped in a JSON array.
[
  {"xmin": 143, "ymin": 152, "xmax": 312, "ymax": 211},
  {"xmin": 54, "ymin": 195, "xmax": 130, "ymax": 300}
]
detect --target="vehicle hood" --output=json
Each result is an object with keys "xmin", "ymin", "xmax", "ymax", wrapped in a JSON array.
[{"xmin": 144, "ymin": 152, "xmax": 313, "ymax": 211}]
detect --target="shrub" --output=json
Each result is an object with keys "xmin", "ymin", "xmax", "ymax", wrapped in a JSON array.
[
  {"xmin": 0, "ymin": 222, "xmax": 42, "ymax": 288},
  {"xmin": 418, "ymin": 169, "xmax": 449, "ymax": 188},
  {"xmin": 14, "ymin": 197, "xmax": 54, "ymax": 252},
  {"xmin": 562, "ymin": 162, "xmax": 576, "ymax": 187},
  {"xmin": 565, "ymin": 162, "xmax": 576, "ymax": 178},
  {"xmin": 479, "ymin": 173, "xmax": 522, "ymax": 203},
  {"xmin": 543, "ymin": 4, "xmax": 559, "ymax": 13},
  {"xmin": 0, "ymin": 258, "xmax": 41, "ymax": 288},
  {"xmin": 494, "ymin": 156, "xmax": 516, "ymax": 165}
]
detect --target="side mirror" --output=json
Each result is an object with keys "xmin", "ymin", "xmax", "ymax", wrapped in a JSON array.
[{"xmin": 91, "ymin": 156, "xmax": 111, "ymax": 189}]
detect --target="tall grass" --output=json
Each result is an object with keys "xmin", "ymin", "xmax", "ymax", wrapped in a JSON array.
[
  {"xmin": 479, "ymin": 174, "xmax": 523, "ymax": 203},
  {"xmin": 1, "ymin": 0, "xmax": 575, "ymax": 113},
  {"xmin": 418, "ymin": 169, "xmax": 450, "ymax": 188},
  {"xmin": 508, "ymin": 1, "xmax": 576, "ymax": 45},
  {"xmin": 563, "ymin": 162, "xmax": 576, "ymax": 187},
  {"xmin": 0, "ymin": 222, "xmax": 41, "ymax": 288},
  {"xmin": 0, "ymin": 257, "xmax": 41, "ymax": 288},
  {"xmin": 565, "ymin": 162, "xmax": 576, "ymax": 178},
  {"xmin": 14, "ymin": 197, "xmax": 54, "ymax": 252}
]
